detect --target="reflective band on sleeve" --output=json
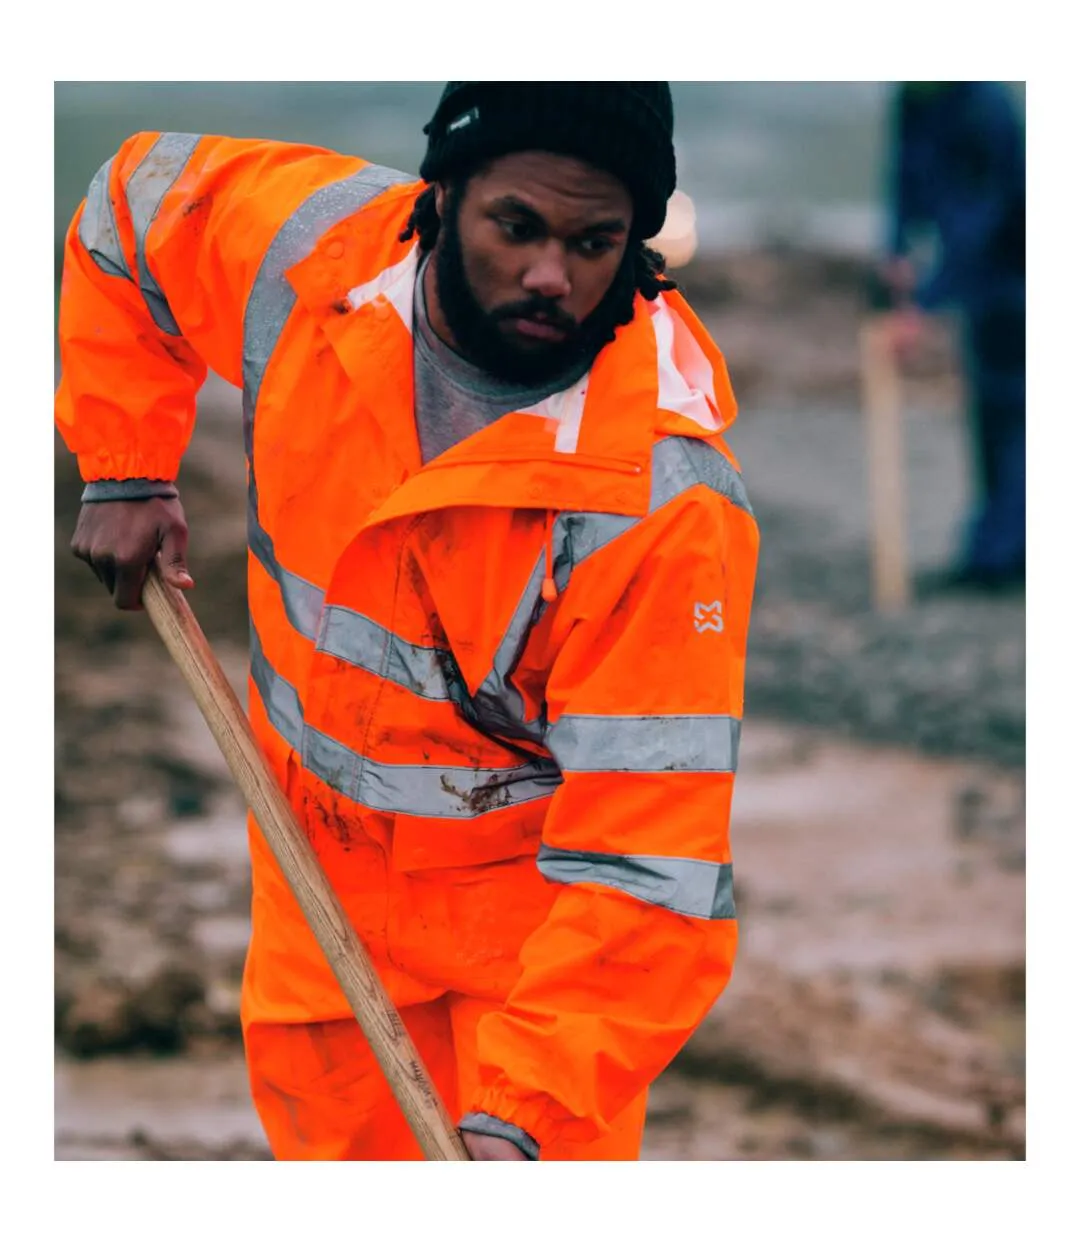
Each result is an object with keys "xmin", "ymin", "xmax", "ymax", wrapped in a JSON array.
[
  {"xmin": 650, "ymin": 435, "xmax": 753, "ymax": 518},
  {"xmin": 319, "ymin": 605, "xmax": 455, "ymax": 701},
  {"xmin": 78, "ymin": 157, "xmax": 131, "ymax": 280},
  {"xmin": 546, "ymin": 713, "xmax": 740, "ymax": 773},
  {"xmin": 125, "ymin": 132, "xmax": 202, "ymax": 335},
  {"xmin": 536, "ymin": 843, "xmax": 735, "ymax": 920}
]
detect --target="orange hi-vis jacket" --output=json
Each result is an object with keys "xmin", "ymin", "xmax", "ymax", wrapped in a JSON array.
[{"xmin": 56, "ymin": 132, "xmax": 760, "ymax": 1151}]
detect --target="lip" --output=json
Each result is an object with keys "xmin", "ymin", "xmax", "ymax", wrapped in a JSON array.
[{"xmin": 510, "ymin": 317, "xmax": 569, "ymax": 343}]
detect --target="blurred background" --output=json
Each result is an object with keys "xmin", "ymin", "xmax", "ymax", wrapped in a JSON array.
[{"xmin": 54, "ymin": 82, "xmax": 1025, "ymax": 1159}]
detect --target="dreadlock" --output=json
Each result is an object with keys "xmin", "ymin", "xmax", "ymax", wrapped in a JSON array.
[{"xmin": 399, "ymin": 183, "xmax": 678, "ymax": 300}]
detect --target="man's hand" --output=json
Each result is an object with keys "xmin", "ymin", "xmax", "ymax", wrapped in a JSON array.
[
  {"xmin": 461, "ymin": 1132, "xmax": 530, "ymax": 1161},
  {"xmin": 71, "ymin": 497, "xmax": 193, "ymax": 611},
  {"xmin": 880, "ymin": 256, "xmax": 917, "ymax": 301},
  {"xmin": 880, "ymin": 305, "xmax": 927, "ymax": 366}
]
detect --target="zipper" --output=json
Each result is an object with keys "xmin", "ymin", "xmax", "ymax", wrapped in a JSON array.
[
  {"xmin": 355, "ymin": 450, "xmax": 648, "ymax": 539},
  {"xmin": 416, "ymin": 451, "xmax": 645, "ymax": 477}
]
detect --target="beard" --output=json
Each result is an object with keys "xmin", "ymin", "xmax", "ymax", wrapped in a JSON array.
[{"xmin": 431, "ymin": 190, "xmax": 639, "ymax": 387}]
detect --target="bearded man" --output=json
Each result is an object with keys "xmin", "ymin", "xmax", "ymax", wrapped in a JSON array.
[{"xmin": 56, "ymin": 81, "xmax": 759, "ymax": 1161}]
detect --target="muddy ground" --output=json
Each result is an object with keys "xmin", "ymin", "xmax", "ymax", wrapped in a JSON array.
[{"xmin": 54, "ymin": 249, "xmax": 1024, "ymax": 1159}]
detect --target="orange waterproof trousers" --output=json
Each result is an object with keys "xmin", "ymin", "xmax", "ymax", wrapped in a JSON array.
[{"xmin": 246, "ymin": 1000, "xmax": 648, "ymax": 1160}]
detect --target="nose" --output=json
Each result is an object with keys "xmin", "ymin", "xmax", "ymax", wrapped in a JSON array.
[{"xmin": 521, "ymin": 241, "xmax": 571, "ymax": 301}]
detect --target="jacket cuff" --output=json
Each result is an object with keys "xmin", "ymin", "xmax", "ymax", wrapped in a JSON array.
[
  {"xmin": 458, "ymin": 1112, "xmax": 541, "ymax": 1160},
  {"xmin": 81, "ymin": 478, "xmax": 179, "ymax": 503},
  {"xmin": 466, "ymin": 1084, "xmax": 579, "ymax": 1154}
]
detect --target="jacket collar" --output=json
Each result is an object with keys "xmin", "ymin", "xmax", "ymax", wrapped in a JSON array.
[{"xmin": 285, "ymin": 191, "xmax": 738, "ymax": 525}]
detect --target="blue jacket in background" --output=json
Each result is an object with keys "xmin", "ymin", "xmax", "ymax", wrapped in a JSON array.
[{"xmin": 887, "ymin": 82, "xmax": 1025, "ymax": 314}]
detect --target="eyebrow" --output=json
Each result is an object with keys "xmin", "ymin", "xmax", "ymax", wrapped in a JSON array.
[{"xmin": 490, "ymin": 195, "xmax": 628, "ymax": 236}]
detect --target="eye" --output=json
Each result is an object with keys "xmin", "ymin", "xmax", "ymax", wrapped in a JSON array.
[
  {"xmin": 498, "ymin": 217, "xmax": 539, "ymax": 243},
  {"xmin": 577, "ymin": 236, "xmax": 616, "ymax": 258}
]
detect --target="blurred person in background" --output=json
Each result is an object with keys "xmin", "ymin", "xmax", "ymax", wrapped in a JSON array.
[
  {"xmin": 882, "ymin": 81, "xmax": 1026, "ymax": 593},
  {"xmin": 54, "ymin": 83, "xmax": 758, "ymax": 1161}
]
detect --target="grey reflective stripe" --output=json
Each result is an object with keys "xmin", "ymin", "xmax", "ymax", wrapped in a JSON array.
[
  {"xmin": 250, "ymin": 628, "xmax": 562, "ymax": 816},
  {"xmin": 458, "ymin": 1113, "xmax": 540, "ymax": 1160},
  {"xmin": 248, "ymin": 515, "xmax": 324, "ymax": 642},
  {"xmin": 125, "ymin": 133, "xmax": 201, "ymax": 335},
  {"xmin": 249, "ymin": 622, "xmax": 304, "ymax": 748},
  {"xmin": 550, "ymin": 510, "xmax": 634, "ymax": 594},
  {"xmin": 546, "ymin": 713, "xmax": 740, "ymax": 773},
  {"xmin": 304, "ymin": 726, "xmax": 562, "ymax": 818},
  {"xmin": 536, "ymin": 843, "xmax": 736, "ymax": 920},
  {"xmin": 242, "ymin": 161, "xmax": 413, "ymax": 640},
  {"xmin": 471, "ymin": 552, "xmax": 548, "ymax": 743},
  {"xmin": 242, "ymin": 161, "xmax": 413, "ymax": 408},
  {"xmin": 651, "ymin": 434, "xmax": 754, "ymax": 518},
  {"xmin": 551, "ymin": 437, "xmax": 752, "ymax": 596},
  {"xmin": 300, "ymin": 724, "xmax": 357, "ymax": 799},
  {"xmin": 319, "ymin": 605, "xmax": 454, "ymax": 701},
  {"xmin": 78, "ymin": 157, "xmax": 131, "ymax": 280}
]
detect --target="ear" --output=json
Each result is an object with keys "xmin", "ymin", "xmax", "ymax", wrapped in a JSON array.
[{"xmin": 434, "ymin": 183, "xmax": 447, "ymax": 219}]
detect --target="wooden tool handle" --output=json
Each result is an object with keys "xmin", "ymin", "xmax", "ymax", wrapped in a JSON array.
[
  {"xmin": 142, "ymin": 568, "xmax": 469, "ymax": 1161},
  {"xmin": 859, "ymin": 317, "xmax": 911, "ymax": 613}
]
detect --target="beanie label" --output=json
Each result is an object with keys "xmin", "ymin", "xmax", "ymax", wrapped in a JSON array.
[{"xmin": 447, "ymin": 107, "xmax": 479, "ymax": 134}]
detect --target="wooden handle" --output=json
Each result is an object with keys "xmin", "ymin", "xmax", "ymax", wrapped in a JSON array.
[
  {"xmin": 859, "ymin": 318, "xmax": 911, "ymax": 613},
  {"xmin": 142, "ymin": 568, "xmax": 469, "ymax": 1161}
]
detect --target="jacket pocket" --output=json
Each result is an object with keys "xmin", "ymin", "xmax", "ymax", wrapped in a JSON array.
[{"xmin": 390, "ymin": 800, "xmax": 550, "ymax": 873}]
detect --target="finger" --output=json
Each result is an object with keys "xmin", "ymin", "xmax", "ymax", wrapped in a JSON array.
[
  {"xmin": 112, "ymin": 558, "xmax": 150, "ymax": 611},
  {"xmin": 159, "ymin": 520, "xmax": 194, "ymax": 589},
  {"xmin": 77, "ymin": 549, "xmax": 105, "ymax": 586},
  {"xmin": 92, "ymin": 552, "xmax": 117, "ymax": 598}
]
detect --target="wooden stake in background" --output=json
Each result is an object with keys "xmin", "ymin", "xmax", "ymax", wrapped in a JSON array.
[
  {"xmin": 142, "ymin": 568, "xmax": 470, "ymax": 1161},
  {"xmin": 859, "ymin": 316, "xmax": 911, "ymax": 613}
]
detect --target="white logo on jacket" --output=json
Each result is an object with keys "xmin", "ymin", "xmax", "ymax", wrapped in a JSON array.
[{"xmin": 694, "ymin": 600, "xmax": 724, "ymax": 633}]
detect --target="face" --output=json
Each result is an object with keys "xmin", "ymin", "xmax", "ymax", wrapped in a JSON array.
[{"xmin": 432, "ymin": 151, "xmax": 637, "ymax": 384}]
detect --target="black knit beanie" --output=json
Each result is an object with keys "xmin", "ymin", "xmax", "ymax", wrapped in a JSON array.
[{"xmin": 419, "ymin": 82, "xmax": 677, "ymax": 239}]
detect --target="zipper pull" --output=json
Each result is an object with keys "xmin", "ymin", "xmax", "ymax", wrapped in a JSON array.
[{"xmin": 542, "ymin": 510, "xmax": 558, "ymax": 602}]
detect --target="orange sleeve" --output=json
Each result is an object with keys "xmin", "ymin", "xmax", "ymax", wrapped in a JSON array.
[
  {"xmin": 465, "ymin": 480, "xmax": 760, "ymax": 1152},
  {"xmin": 55, "ymin": 131, "xmax": 364, "ymax": 483}
]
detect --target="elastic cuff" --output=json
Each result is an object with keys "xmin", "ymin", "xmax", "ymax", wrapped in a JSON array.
[
  {"xmin": 81, "ymin": 478, "xmax": 179, "ymax": 503},
  {"xmin": 458, "ymin": 1112, "xmax": 540, "ymax": 1160}
]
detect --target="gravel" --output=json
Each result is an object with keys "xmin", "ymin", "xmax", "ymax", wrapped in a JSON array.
[{"xmin": 727, "ymin": 402, "xmax": 1024, "ymax": 769}]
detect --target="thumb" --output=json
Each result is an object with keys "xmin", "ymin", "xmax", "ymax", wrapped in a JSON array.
[{"xmin": 159, "ymin": 523, "xmax": 194, "ymax": 590}]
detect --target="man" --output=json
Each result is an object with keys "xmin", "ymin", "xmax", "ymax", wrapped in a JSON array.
[
  {"xmin": 56, "ymin": 82, "xmax": 759, "ymax": 1161},
  {"xmin": 882, "ymin": 81, "xmax": 1026, "ymax": 592}
]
